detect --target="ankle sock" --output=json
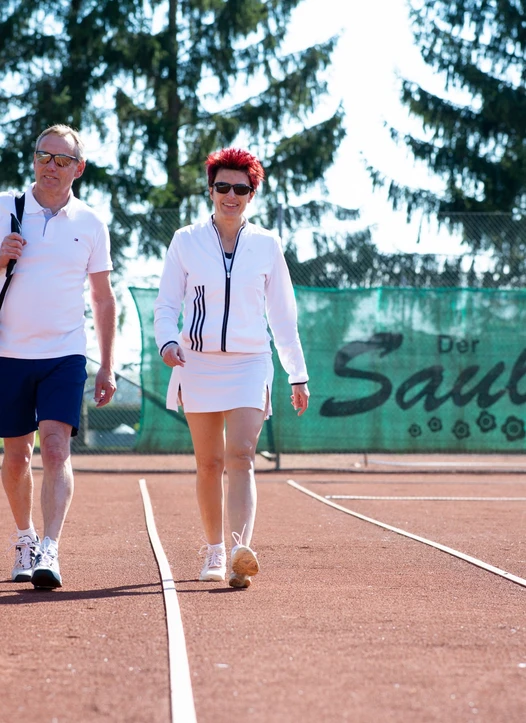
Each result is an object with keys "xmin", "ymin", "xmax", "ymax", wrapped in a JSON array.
[{"xmin": 17, "ymin": 526, "xmax": 38, "ymax": 541}]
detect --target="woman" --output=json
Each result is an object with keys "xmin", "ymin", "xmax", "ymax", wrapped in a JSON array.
[{"xmin": 154, "ymin": 148, "xmax": 309, "ymax": 588}]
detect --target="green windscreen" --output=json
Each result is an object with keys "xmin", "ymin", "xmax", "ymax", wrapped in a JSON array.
[{"xmin": 131, "ymin": 286, "xmax": 526, "ymax": 453}]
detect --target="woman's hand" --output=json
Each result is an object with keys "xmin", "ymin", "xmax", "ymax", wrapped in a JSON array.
[
  {"xmin": 290, "ymin": 383, "xmax": 310, "ymax": 416},
  {"xmin": 162, "ymin": 342, "xmax": 186, "ymax": 368}
]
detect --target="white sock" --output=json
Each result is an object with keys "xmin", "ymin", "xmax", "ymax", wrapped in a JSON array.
[{"xmin": 17, "ymin": 526, "xmax": 38, "ymax": 541}]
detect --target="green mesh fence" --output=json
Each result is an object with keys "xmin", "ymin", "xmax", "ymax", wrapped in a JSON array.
[{"xmin": 130, "ymin": 285, "xmax": 526, "ymax": 454}]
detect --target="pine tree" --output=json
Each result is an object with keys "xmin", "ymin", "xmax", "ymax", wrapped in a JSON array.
[
  {"xmin": 381, "ymin": 0, "xmax": 526, "ymax": 218},
  {"xmin": 111, "ymin": 0, "xmax": 347, "ymax": 255},
  {"xmin": 0, "ymin": 0, "xmax": 145, "ymax": 197},
  {"xmin": 369, "ymin": 0, "xmax": 526, "ymax": 271},
  {"xmin": 0, "ymin": 0, "xmax": 346, "ymax": 261}
]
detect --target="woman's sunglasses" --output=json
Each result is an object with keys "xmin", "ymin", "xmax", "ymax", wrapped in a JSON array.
[
  {"xmin": 212, "ymin": 182, "xmax": 253, "ymax": 196},
  {"xmin": 35, "ymin": 151, "xmax": 80, "ymax": 168}
]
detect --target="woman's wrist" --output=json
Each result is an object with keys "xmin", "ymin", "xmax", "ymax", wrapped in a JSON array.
[{"xmin": 160, "ymin": 340, "xmax": 179, "ymax": 357}]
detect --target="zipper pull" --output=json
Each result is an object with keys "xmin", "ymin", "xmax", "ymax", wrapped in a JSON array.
[{"xmin": 227, "ymin": 272, "xmax": 231, "ymax": 279}]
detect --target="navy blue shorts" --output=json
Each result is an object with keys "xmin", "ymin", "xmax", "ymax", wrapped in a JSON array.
[{"xmin": 0, "ymin": 355, "xmax": 87, "ymax": 438}]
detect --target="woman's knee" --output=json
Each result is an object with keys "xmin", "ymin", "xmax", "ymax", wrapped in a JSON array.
[
  {"xmin": 196, "ymin": 454, "xmax": 225, "ymax": 480},
  {"xmin": 225, "ymin": 440, "xmax": 255, "ymax": 471}
]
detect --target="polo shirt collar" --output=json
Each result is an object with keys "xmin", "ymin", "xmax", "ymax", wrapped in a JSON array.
[{"xmin": 24, "ymin": 183, "xmax": 77, "ymax": 217}]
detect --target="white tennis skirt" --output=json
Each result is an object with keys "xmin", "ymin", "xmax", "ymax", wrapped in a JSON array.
[{"xmin": 166, "ymin": 349, "xmax": 274, "ymax": 417}]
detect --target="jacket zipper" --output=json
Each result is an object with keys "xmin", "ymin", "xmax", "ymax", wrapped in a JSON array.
[{"xmin": 212, "ymin": 220, "xmax": 244, "ymax": 352}]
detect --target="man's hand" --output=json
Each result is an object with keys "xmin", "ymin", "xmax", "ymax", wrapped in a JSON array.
[
  {"xmin": 0, "ymin": 232, "xmax": 26, "ymax": 270},
  {"xmin": 94, "ymin": 366, "xmax": 117, "ymax": 407}
]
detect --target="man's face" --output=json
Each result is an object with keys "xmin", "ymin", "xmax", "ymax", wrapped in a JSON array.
[{"xmin": 33, "ymin": 133, "xmax": 85, "ymax": 198}]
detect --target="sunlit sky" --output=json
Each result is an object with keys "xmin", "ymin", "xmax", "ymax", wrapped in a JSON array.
[{"xmin": 284, "ymin": 0, "xmax": 456, "ymax": 256}]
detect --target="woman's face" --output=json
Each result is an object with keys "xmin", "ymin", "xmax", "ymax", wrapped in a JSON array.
[{"xmin": 209, "ymin": 168, "xmax": 255, "ymax": 223}]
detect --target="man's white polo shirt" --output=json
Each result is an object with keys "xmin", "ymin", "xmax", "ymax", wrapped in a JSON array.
[{"xmin": 0, "ymin": 185, "xmax": 113, "ymax": 359}]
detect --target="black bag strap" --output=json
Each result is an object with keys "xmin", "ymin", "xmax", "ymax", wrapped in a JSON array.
[
  {"xmin": 14, "ymin": 194, "xmax": 25, "ymax": 226},
  {"xmin": 0, "ymin": 193, "xmax": 25, "ymax": 311}
]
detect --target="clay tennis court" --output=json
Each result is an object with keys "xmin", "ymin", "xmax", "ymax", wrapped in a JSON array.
[{"xmin": 1, "ymin": 453, "xmax": 526, "ymax": 722}]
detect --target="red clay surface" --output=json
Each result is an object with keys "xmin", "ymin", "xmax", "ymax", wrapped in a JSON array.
[{"xmin": 1, "ymin": 454, "xmax": 526, "ymax": 722}]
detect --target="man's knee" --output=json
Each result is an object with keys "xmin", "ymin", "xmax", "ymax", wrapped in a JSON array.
[
  {"xmin": 2, "ymin": 445, "xmax": 32, "ymax": 478},
  {"xmin": 40, "ymin": 432, "xmax": 70, "ymax": 468}
]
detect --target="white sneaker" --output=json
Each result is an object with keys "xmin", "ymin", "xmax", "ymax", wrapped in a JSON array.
[
  {"xmin": 229, "ymin": 541, "xmax": 259, "ymax": 589},
  {"xmin": 9, "ymin": 533, "xmax": 40, "ymax": 583},
  {"xmin": 199, "ymin": 544, "xmax": 227, "ymax": 582},
  {"xmin": 32, "ymin": 537, "xmax": 62, "ymax": 589}
]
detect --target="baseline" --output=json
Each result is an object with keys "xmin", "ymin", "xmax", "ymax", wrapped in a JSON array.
[
  {"xmin": 326, "ymin": 495, "xmax": 526, "ymax": 501},
  {"xmin": 138, "ymin": 478, "xmax": 197, "ymax": 723},
  {"xmin": 368, "ymin": 458, "xmax": 526, "ymax": 468},
  {"xmin": 287, "ymin": 479, "xmax": 526, "ymax": 589}
]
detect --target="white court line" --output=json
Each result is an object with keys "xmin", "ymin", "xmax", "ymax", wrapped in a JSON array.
[
  {"xmin": 368, "ymin": 458, "xmax": 525, "ymax": 468},
  {"xmin": 139, "ymin": 478, "xmax": 197, "ymax": 723},
  {"xmin": 326, "ymin": 496, "xmax": 526, "ymax": 501},
  {"xmin": 287, "ymin": 479, "xmax": 526, "ymax": 589}
]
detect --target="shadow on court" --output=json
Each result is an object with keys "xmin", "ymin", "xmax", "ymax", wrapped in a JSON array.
[{"xmin": 0, "ymin": 581, "xmax": 162, "ymax": 604}]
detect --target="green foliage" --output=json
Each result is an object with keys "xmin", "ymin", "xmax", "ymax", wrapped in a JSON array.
[
  {"xmin": 0, "ymin": 0, "xmax": 346, "ymax": 267},
  {"xmin": 370, "ymin": 0, "xmax": 526, "ymax": 267},
  {"xmin": 284, "ymin": 223, "xmax": 526, "ymax": 290},
  {"xmin": 377, "ymin": 0, "xmax": 526, "ymax": 214}
]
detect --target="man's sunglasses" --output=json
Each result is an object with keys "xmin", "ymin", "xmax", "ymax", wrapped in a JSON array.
[
  {"xmin": 35, "ymin": 150, "xmax": 79, "ymax": 168},
  {"xmin": 212, "ymin": 182, "xmax": 253, "ymax": 196}
]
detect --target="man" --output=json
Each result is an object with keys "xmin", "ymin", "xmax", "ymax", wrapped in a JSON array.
[{"xmin": 0, "ymin": 124, "xmax": 117, "ymax": 589}]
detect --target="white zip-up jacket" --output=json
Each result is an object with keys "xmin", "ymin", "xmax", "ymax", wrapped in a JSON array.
[{"xmin": 154, "ymin": 216, "xmax": 308, "ymax": 384}]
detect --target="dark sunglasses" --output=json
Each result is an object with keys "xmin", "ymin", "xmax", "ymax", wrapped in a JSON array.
[
  {"xmin": 35, "ymin": 150, "xmax": 79, "ymax": 168},
  {"xmin": 212, "ymin": 182, "xmax": 253, "ymax": 196}
]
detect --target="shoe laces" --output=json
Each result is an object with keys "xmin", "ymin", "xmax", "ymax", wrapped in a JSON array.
[
  {"xmin": 199, "ymin": 543, "xmax": 226, "ymax": 569},
  {"xmin": 6, "ymin": 533, "xmax": 38, "ymax": 568},
  {"xmin": 37, "ymin": 542, "xmax": 58, "ymax": 568},
  {"xmin": 231, "ymin": 524, "xmax": 247, "ymax": 549}
]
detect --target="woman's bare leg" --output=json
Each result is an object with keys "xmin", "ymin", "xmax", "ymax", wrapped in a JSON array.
[
  {"xmin": 185, "ymin": 412, "xmax": 226, "ymax": 545},
  {"xmin": 224, "ymin": 407, "xmax": 265, "ymax": 547}
]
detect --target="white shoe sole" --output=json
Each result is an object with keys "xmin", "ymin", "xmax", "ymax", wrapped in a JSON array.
[
  {"xmin": 229, "ymin": 572, "xmax": 251, "ymax": 588},
  {"xmin": 231, "ymin": 547, "xmax": 259, "ymax": 576},
  {"xmin": 199, "ymin": 568, "xmax": 226, "ymax": 582},
  {"xmin": 229, "ymin": 546, "xmax": 259, "ymax": 588}
]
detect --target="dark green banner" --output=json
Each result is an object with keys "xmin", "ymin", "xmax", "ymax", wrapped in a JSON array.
[{"xmin": 131, "ymin": 286, "xmax": 526, "ymax": 453}]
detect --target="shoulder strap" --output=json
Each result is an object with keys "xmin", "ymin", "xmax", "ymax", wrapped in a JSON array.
[
  {"xmin": 14, "ymin": 193, "xmax": 25, "ymax": 224},
  {"xmin": 3, "ymin": 193, "xmax": 25, "ymax": 285}
]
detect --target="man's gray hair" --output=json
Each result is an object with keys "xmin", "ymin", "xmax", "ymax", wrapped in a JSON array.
[{"xmin": 34, "ymin": 124, "xmax": 85, "ymax": 161}]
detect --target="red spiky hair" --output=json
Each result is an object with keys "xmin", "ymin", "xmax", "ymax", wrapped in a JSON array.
[{"xmin": 205, "ymin": 147, "xmax": 265, "ymax": 191}]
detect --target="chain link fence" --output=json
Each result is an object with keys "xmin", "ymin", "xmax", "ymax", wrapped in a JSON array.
[{"xmin": 74, "ymin": 210, "xmax": 526, "ymax": 456}]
